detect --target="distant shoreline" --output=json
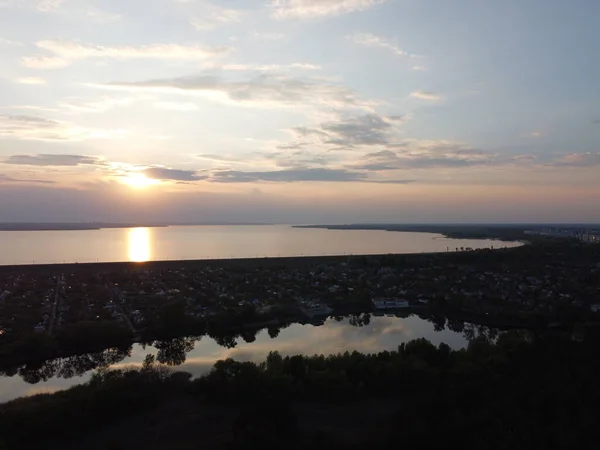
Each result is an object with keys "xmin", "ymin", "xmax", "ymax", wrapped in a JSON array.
[
  {"xmin": 292, "ymin": 224, "xmax": 573, "ymax": 242},
  {"xmin": 0, "ymin": 223, "xmax": 274, "ymax": 232}
]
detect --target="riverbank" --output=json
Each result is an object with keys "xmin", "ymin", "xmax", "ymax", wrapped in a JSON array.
[
  {"xmin": 0, "ymin": 222, "xmax": 170, "ymax": 232},
  {"xmin": 3, "ymin": 329, "xmax": 600, "ymax": 450}
]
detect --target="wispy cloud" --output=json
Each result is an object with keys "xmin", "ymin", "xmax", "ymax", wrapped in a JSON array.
[
  {"xmin": 549, "ymin": 152, "xmax": 600, "ymax": 167},
  {"xmin": 4, "ymin": 154, "xmax": 101, "ymax": 166},
  {"xmin": 154, "ymin": 101, "xmax": 200, "ymax": 111},
  {"xmin": 187, "ymin": 2, "xmax": 243, "ymax": 30},
  {"xmin": 35, "ymin": 0, "xmax": 66, "ymax": 12},
  {"xmin": 289, "ymin": 113, "xmax": 408, "ymax": 149},
  {"xmin": 204, "ymin": 62, "xmax": 322, "ymax": 72},
  {"xmin": 144, "ymin": 167, "xmax": 207, "ymax": 181},
  {"xmin": 270, "ymin": 0, "xmax": 388, "ymax": 19},
  {"xmin": 22, "ymin": 39, "xmax": 232, "ymax": 69},
  {"xmin": 410, "ymin": 90, "xmax": 442, "ymax": 101},
  {"xmin": 59, "ymin": 97, "xmax": 135, "ymax": 113},
  {"xmin": 0, "ymin": 115, "xmax": 126, "ymax": 141},
  {"xmin": 254, "ymin": 32, "xmax": 285, "ymax": 40},
  {"xmin": 15, "ymin": 77, "xmax": 47, "ymax": 85},
  {"xmin": 0, "ymin": 37, "xmax": 21, "ymax": 45},
  {"xmin": 349, "ymin": 33, "xmax": 420, "ymax": 58},
  {"xmin": 0, "ymin": 0, "xmax": 66, "ymax": 12},
  {"xmin": 211, "ymin": 167, "xmax": 413, "ymax": 183},
  {"xmin": 0, "ymin": 174, "xmax": 56, "ymax": 184},
  {"xmin": 86, "ymin": 7, "xmax": 121, "ymax": 22},
  {"xmin": 94, "ymin": 73, "xmax": 377, "ymax": 110},
  {"xmin": 21, "ymin": 55, "xmax": 69, "ymax": 69}
]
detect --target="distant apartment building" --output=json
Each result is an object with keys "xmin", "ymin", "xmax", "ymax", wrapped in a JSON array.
[{"xmin": 524, "ymin": 228, "xmax": 600, "ymax": 244}]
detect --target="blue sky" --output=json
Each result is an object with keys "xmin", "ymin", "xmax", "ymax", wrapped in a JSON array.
[{"xmin": 0, "ymin": 0, "xmax": 598, "ymax": 223}]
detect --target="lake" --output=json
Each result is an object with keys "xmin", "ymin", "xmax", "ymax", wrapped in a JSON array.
[
  {"xmin": 0, "ymin": 225, "xmax": 521, "ymax": 265},
  {"xmin": 0, "ymin": 314, "xmax": 478, "ymax": 403}
]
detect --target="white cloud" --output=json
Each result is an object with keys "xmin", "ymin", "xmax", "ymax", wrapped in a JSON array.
[
  {"xmin": 271, "ymin": 0, "xmax": 388, "ymax": 19},
  {"xmin": 94, "ymin": 73, "xmax": 379, "ymax": 111},
  {"xmin": 22, "ymin": 39, "xmax": 232, "ymax": 69},
  {"xmin": 188, "ymin": 2, "xmax": 243, "ymax": 30},
  {"xmin": 529, "ymin": 131, "xmax": 543, "ymax": 138},
  {"xmin": 410, "ymin": 90, "xmax": 442, "ymax": 101},
  {"xmin": 205, "ymin": 62, "xmax": 321, "ymax": 72},
  {"xmin": 0, "ymin": 0, "xmax": 67, "ymax": 12},
  {"xmin": 0, "ymin": 37, "xmax": 21, "ymax": 45},
  {"xmin": 21, "ymin": 55, "xmax": 69, "ymax": 69},
  {"xmin": 35, "ymin": 0, "xmax": 66, "ymax": 12},
  {"xmin": 350, "ymin": 33, "xmax": 420, "ymax": 58},
  {"xmin": 86, "ymin": 7, "xmax": 121, "ymax": 22},
  {"xmin": 254, "ymin": 32, "xmax": 285, "ymax": 40},
  {"xmin": 154, "ymin": 101, "xmax": 200, "ymax": 111},
  {"xmin": 59, "ymin": 97, "xmax": 135, "ymax": 113},
  {"xmin": 0, "ymin": 114, "xmax": 127, "ymax": 141},
  {"xmin": 15, "ymin": 77, "xmax": 47, "ymax": 85}
]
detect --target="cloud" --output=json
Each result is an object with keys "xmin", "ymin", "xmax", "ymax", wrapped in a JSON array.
[
  {"xmin": 4, "ymin": 154, "xmax": 101, "ymax": 166},
  {"xmin": 15, "ymin": 77, "xmax": 47, "ymax": 85},
  {"xmin": 22, "ymin": 39, "xmax": 231, "ymax": 69},
  {"xmin": 0, "ymin": 174, "xmax": 56, "ymax": 184},
  {"xmin": 210, "ymin": 167, "xmax": 413, "ymax": 184},
  {"xmin": 276, "ymin": 143, "xmax": 306, "ymax": 150},
  {"xmin": 593, "ymin": 119, "xmax": 600, "ymax": 125},
  {"xmin": 59, "ymin": 97, "xmax": 135, "ymax": 113},
  {"xmin": 0, "ymin": 0, "xmax": 66, "ymax": 12},
  {"xmin": 349, "ymin": 33, "xmax": 420, "ymax": 58},
  {"xmin": 0, "ymin": 115, "xmax": 126, "ymax": 141},
  {"xmin": 197, "ymin": 154, "xmax": 243, "ymax": 162},
  {"xmin": 528, "ymin": 131, "xmax": 543, "ymax": 138},
  {"xmin": 270, "ymin": 0, "xmax": 388, "ymax": 19},
  {"xmin": 254, "ymin": 32, "xmax": 285, "ymax": 40},
  {"xmin": 206, "ymin": 62, "xmax": 321, "ymax": 72},
  {"xmin": 96, "ymin": 73, "xmax": 376, "ymax": 110},
  {"xmin": 290, "ymin": 113, "xmax": 407, "ymax": 148},
  {"xmin": 86, "ymin": 7, "xmax": 121, "ymax": 22},
  {"xmin": 21, "ymin": 55, "xmax": 69, "ymax": 69},
  {"xmin": 349, "ymin": 140, "xmax": 502, "ymax": 171},
  {"xmin": 154, "ymin": 101, "xmax": 200, "ymax": 111},
  {"xmin": 320, "ymin": 114, "xmax": 405, "ymax": 146},
  {"xmin": 549, "ymin": 152, "xmax": 600, "ymax": 167},
  {"xmin": 0, "ymin": 37, "xmax": 21, "ymax": 45},
  {"xmin": 188, "ymin": 3, "xmax": 243, "ymax": 30},
  {"xmin": 410, "ymin": 91, "xmax": 442, "ymax": 101},
  {"xmin": 144, "ymin": 167, "xmax": 207, "ymax": 181},
  {"xmin": 35, "ymin": 0, "xmax": 66, "ymax": 12}
]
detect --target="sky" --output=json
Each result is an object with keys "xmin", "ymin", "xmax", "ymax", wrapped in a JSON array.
[{"xmin": 0, "ymin": 0, "xmax": 599, "ymax": 223}]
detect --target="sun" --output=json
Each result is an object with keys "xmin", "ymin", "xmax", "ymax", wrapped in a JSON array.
[{"xmin": 122, "ymin": 173, "xmax": 160, "ymax": 189}]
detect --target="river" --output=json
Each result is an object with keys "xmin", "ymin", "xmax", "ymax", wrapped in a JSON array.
[
  {"xmin": 0, "ymin": 225, "xmax": 520, "ymax": 265},
  {"xmin": 0, "ymin": 314, "xmax": 490, "ymax": 404}
]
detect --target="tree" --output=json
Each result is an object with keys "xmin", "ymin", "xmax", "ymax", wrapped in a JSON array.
[{"xmin": 154, "ymin": 337, "xmax": 195, "ymax": 366}]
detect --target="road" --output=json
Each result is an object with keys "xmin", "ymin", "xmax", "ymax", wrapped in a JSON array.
[{"xmin": 47, "ymin": 274, "xmax": 62, "ymax": 335}]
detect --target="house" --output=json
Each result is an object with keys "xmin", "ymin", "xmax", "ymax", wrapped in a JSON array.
[{"xmin": 372, "ymin": 298, "xmax": 410, "ymax": 310}]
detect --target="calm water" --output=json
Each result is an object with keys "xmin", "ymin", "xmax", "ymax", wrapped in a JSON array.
[
  {"xmin": 0, "ymin": 315, "xmax": 469, "ymax": 403},
  {"xmin": 0, "ymin": 225, "xmax": 520, "ymax": 265}
]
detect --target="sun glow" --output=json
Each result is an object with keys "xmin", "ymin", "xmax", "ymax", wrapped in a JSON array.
[
  {"xmin": 128, "ymin": 227, "xmax": 151, "ymax": 262},
  {"xmin": 122, "ymin": 173, "xmax": 160, "ymax": 188}
]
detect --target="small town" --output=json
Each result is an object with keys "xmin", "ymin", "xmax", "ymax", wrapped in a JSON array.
[{"xmin": 1, "ymin": 240, "xmax": 599, "ymax": 350}]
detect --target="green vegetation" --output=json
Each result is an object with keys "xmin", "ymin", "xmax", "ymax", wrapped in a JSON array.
[
  {"xmin": 0, "ymin": 321, "xmax": 132, "ymax": 368},
  {"xmin": 2, "ymin": 330, "xmax": 600, "ymax": 449}
]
